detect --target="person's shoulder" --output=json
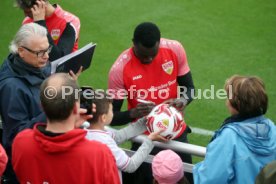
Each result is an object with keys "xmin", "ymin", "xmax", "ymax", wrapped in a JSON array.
[
  {"xmin": 14, "ymin": 128, "xmax": 34, "ymax": 143},
  {"xmin": 86, "ymin": 129, "xmax": 112, "ymax": 140},
  {"xmin": 110, "ymin": 48, "xmax": 133, "ymax": 72},
  {"xmin": 160, "ymin": 38, "xmax": 183, "ymax": 49},
  {"xmin": 83, "ymin": 138, "xmax": 114, "ymax": 154},
  {"xmin": 22, "ymin": 17, "xmax": 33, "ymax": 24},
  {"xmin": 211, "ymin": 125, "xmax": 239, "ymax": 144},
  {"xmin": 55, "ymin": 4, "xmax": 80, "ymax": 23},
  {"xmin": 116, "ymin": 48, "xmax": 133, "ymax": 63}
]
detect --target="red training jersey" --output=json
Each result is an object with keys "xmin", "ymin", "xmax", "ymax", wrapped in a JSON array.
[
  {"xmin": 23, "ymin": 4, "xmax": 80, "ymax": 52},
  {"xmin": 108, "ymin": 38, "xmax": 190, "ymax": 110}
]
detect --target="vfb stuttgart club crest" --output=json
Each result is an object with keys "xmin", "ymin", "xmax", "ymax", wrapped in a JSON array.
[
  {"xmin": 162, "ymin": 61, "xmax": 174, "ymax": 75},
  {"xmin": 51, "ymin": 29, "xmax": 61, "ymax": 41}
]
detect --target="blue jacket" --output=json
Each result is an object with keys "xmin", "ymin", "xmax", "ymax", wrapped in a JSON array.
[
  {"xmin": 193, "ymin": 115, "xmax": 276, "ymax": 184},
  {"xmin": 0, "ymin": 54, "xmax": 50, "ymax": 156}
]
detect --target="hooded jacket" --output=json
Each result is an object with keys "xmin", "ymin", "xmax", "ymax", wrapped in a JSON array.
[
  {"xmin": 193, "ymin": 115, "xmax": 276, "ymax": 184},
  {"xmin": 0, "ymin": 54, "xmax": 50, "ymax": 154},
  {"xmin": 12, "ymin": 124, "xmax": 120, "ymax": 184}
]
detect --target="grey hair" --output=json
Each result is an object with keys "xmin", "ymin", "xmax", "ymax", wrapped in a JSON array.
[{"xmin": 9, "ymin": 23, "xmax": 47, "ymax": 54}]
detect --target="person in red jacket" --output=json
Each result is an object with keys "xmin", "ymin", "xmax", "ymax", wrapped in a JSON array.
[
  {"xmin": 0, "ymin": 144, "xmax": 7, "ymax": 177},
  {"xmin": 15, "ymin": 0, "xmax": 80, "ymax": 61},
  {"xmin": 12, "ymin": 73, "xmax": 120, "ymax": 184}
]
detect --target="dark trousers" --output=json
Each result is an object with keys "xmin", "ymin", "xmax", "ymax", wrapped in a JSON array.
[
  {"xmin": 122, "ymin": 129, "xmax": 194, "ymax": 184},
  {"xmin": 1, "ymin": 161, "xmax": 19, "ymax": 184}
]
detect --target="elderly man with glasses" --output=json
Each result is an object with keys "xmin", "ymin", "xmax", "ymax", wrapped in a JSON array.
[{"xmin": 0, "ymin": 23, "xmax": 51, "ymax": 183}]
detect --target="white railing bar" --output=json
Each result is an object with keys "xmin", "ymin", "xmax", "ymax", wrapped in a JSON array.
[
  {"xmin": 106, "ymin": 126, "xmax": 206, "ymax": 157},
  {"xmin": 122, "ymin": 148, "xmax": 194, "ymax": 173}
]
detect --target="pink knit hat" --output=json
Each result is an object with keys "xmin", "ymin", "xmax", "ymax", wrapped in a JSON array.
[{"xmin": 152, "ymin": 149, "xmax": 184, "ymax": 184}]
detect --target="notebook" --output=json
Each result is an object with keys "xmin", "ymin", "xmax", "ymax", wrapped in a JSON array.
[{"xmin": 51, "ymin": 43, "xmax": 96, "ymax": 74}]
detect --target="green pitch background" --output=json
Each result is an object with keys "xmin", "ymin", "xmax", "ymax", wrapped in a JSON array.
[{"xmin": 1, "ymin": 0, "xmax": 275, "ymax": 163}]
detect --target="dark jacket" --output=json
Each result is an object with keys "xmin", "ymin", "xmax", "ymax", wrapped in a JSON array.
[
  {"xmin": 0, "ymin": 54, "xmax": 50, "ymax": 153},
  {"xmin": 0, "ymin": 54, "xmax": 50, "ymax": 181}
]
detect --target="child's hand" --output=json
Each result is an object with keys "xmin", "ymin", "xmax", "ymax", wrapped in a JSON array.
[{"xmin": 148, "ymin": 129, "xmax": 168, "ymax": 142}]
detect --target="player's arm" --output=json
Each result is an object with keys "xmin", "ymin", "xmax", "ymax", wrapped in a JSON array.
[
  {"xmin": 177, "ymin": 71, "xmax": 195, "ymax": 106},
  {"xmin": 166, "ymin": 71, "xmax": 195, "ymax": 111},
  {"xmin": 111, "ymin": 100, "xmax": 155, "ymax": 126},
  {"xmin": 111, "ymin": 99, "xmax": 133, "ymax": 126}
]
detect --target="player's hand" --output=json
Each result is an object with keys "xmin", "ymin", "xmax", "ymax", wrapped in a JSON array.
[
  {"xmin": 69, "ymin": 66, "xmax": 83, "ymax": 81},
  {"xmin": 31, "ymin": 0, "xmax": 46, "ymax": 21},
  {"xmin": 148, "ymin": 129, "xmax": 168, "ymax": 142},
  {"xmin": 164, "ymin": 98, "xmax": 187, "ymax": 111},
  {"xmin": 130, "ymin": 102, "xmax": 155, "ymax": 119}
]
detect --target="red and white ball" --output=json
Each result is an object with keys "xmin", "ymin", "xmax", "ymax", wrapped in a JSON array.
[{"xmin": 146, "ymin": 104, "xmax": 186, "ymax": 140}]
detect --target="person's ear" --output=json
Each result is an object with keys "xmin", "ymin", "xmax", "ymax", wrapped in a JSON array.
[
  {"xmin": 18, "ymin": 47, "xmax": 25, "ymax": 58},
  {"xmin": 99, "ymin": 114, "xmax": 107, "ymax": 123},
  {"xmin": 73, "ymin": 102, "xmax": 79, "ymax": 114}
]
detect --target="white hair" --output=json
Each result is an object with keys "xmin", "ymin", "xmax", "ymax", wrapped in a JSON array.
[{"xmin": 9, "ymin": 23, "xmax": 47, "ymax": 54}]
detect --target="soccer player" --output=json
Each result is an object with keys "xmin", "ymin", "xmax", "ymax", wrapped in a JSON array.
[
  {"xmin": 15, "ymin": 0, "xmax": 80, "ymax": 61},
  {"xmin": 108, "ymin": 22, "xmax": 195, "ymax": 184}
]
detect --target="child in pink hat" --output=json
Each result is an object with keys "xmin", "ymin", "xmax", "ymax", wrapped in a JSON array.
[{"xmin": 152, "ymin": 149, "xmax": 190, "ymax": 184}]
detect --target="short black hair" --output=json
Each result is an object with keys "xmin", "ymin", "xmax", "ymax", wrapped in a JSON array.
[
  {"xmin": 16, "ymin": 0, "xmax": 48, "ymax": 9},
  {"xmin": 132, "ymin": 22, "xmax": 161, "ymax": 48},
  {"xmin": 40, "ymin": 73, "xmax": 79, "ymax": 122}
]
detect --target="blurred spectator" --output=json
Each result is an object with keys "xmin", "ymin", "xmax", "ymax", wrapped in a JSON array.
[
  {"xmin": 12, "ymin": 73, "xmax": 120, "ymax": 184},
  {"xmin": 0, "ymin": 23, "xmax": 51, "ymax": 183},
  {"xmin": 193, "ymin": 75, "xmax": 276, "ymax": 184},
  {"xmin": 152, "ymin": 149, "xmax": 190, "ymax": 184},
  {"xmin": 255, "ymin": 160, "xmax": 276, "ymax": 184},
  {"xmin": 0, "ymin": 144, "xmax": 8, "ymax": 176}
]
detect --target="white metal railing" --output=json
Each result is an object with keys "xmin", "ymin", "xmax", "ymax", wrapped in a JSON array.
[
  {"xmin": 106, "ymin": 126, "xmax": 206, "ymax": 157},
  {"xmin": 106, "ymin": 126, "xmax": 206, "ymax": 173},
  {"xmin": 123, "ymin": 148, "xmax": 194, "ymax": 173}
]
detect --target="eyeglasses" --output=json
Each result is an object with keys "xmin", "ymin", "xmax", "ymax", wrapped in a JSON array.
[{"xmin": 21, "ymin": 45, "xmax": 52, "ymax": 58}]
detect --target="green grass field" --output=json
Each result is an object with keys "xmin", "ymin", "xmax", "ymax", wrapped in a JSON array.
[{"xmin": 1, "ymin": 0, "xmax": 276, "ymax": 163}]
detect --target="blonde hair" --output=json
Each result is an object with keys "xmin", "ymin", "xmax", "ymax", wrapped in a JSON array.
[{"xmin": 225, "ymin": 75, "xmax": 268, "ymax": 116}]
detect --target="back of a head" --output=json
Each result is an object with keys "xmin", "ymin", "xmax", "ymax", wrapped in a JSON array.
[
  {"xmin": 225, "ymin": 75, "xmax": 268, "ymax": 117},
  {"xmin": 152, "ymin": 149, "xmax": 184, "ymax": 184},
  {"xmin": 88, "ymin": 90, "xmax": 113, "ymax": 124},
  {"xmin": 133, "ymin": 22, "xmax": 161, "ymax": 48},
  {"xmin": 15, "ymin": 0, "xmax": 48, "ymax": 9},
  {"xmin": 9, "ymin": 23, "xmax": 47, "ymax": 54},
  {"xmin": 255, "ymin": 160, "xmax": 276, "ymax": 184},
  {"xmin": 40, "ymin": 73, "xmax": 79, "ymax": 122}
]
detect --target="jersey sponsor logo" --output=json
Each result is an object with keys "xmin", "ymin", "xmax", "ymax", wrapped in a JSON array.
[
  {"xmin": 162, "ymin": 60, "xmax": 174, "ymax": 75},
  {"xmin": 132, "ymin": 75, "xmax": 142, "ymax": 81},
  {"xmin": 51, "ymin": 29, "xmax": 61, "ymax": 41}
]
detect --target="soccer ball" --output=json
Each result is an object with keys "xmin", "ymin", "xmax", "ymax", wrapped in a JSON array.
[{"xmin": 146, "ymin": 103, "xmax": 186, "ymax": 140}]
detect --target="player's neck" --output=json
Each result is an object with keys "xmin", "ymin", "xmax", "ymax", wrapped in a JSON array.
[{"xmin": 45, "ymin": 4, "xmax": 56, "ymax": 17}]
